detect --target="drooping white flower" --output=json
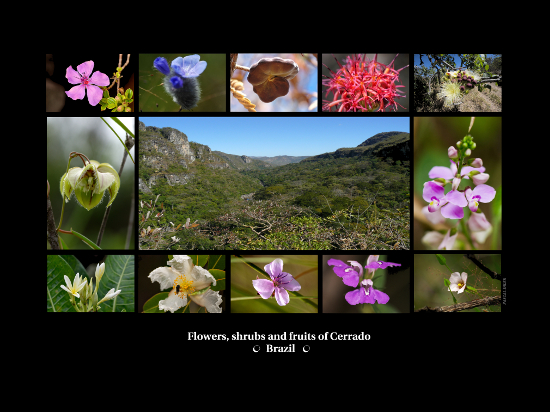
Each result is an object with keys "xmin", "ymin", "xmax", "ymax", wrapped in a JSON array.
[
  {"xmin": 448, "ymin": 272, "xmax": 468, "ymax": 294},
  {"xmin": 148, "ymin": 255, "xmax": 222, "ymax": 313}
]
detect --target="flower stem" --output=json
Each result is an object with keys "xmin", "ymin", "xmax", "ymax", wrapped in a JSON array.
[
  {"xmin": 235, "ymin": 64, "xmax": 250, "ymax": 72},
  {"xmin": 460, "ymin": 217, "xmax": 477, "ymax": 250}
]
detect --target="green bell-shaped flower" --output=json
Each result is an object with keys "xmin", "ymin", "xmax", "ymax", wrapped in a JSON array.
[{"xmin": 60, "ymin": 160, "xmax": 120, "ymax": 211}]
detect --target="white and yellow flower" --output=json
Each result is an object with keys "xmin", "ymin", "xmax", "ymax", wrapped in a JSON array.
[
  {"xmin": 148, "ymin": 255, "xmax": 222, "ymax": 313},
  {"xmin": 60, "ymin": 273, "xmax": 88, "ymax": 298}
]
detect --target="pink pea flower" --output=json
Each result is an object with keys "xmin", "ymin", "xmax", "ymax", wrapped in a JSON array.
[
  {"xmin": 65, "ymin": 61, "xmax": 110, "ymax": 106},
  {"xmin": 423, "ymin": 181, "xmax": 465, "ymax": 219},
  {"xmin": 252, "ymin": 258, "xmax": 301, "ymax": 306},
  {"xmin": 465, "ymin": 185, "xmax": 496, "ymax": 212}
]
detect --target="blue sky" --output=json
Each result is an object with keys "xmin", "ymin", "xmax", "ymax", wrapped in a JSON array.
[
  {"xmin": 413, "ymin": 54, "xmax": 498, "ymax": 69},
  {"xmin": 139, "ymin": 117, "xmax": 410, "ymax": 157}
]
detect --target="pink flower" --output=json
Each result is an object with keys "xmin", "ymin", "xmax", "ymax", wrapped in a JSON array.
[
  {"xmin": 252, "ymin": 258, "xmax": 301, "ymax": 306},
  {"xmin": 65, "ymin": 61, "xmax": 110, "ymax": 106}
]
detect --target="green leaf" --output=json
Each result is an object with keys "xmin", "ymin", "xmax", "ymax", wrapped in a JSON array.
[
  {"xmin": 436, "ymin": 254, "xmax": 447, "ymax": 266},
  {"xmin": 209, "ymin": 268, "xmax": 225, "ymax": 291},
  {"xmin": 70, "ymin": 229, "xmax": 102, "ymax": 249},
  {"xmin": 444, "ymin": 278, "xmax": 451, "ymax": 287},
  {"xmin": 143, "ymin": 292, "xmax": 168, "ymax": 313},
  {"xmin": 107, "ymin": 97, "xmax": 117, "ymax": 109},
  {"xmin": 58, "ymin": 255, "xmax": 88, "ymax": 278},
  {"xmin": 110, "ymin": 117, "xmax": 135, "ymax": 139},
  {"xmin": 97, "ymin": 255, "xmax": 134, "ymax": 312},
  {"xmin": 58, "ymin": 235, "xmax": 69, "ymax": 250},
  {"xmin": 189, "ymin": 255, "xmax": 208, "ymax": 268},
  {"xmin": 208, "ymin": 255, "xmax": 225, "ymax": 270},
  {"xmin": 100, "ymin": 117, "xmax": 135, "ymax": 164},
  {"xmin": 125, "ymin": 88, "xmax": 133, "ymax": 100},
  {"xmin": 47, "ymin": 255, "xmax": 80, "ymax": 312}
]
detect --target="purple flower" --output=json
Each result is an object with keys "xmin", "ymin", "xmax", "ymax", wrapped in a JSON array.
[
  {"xmin": 65, "ymin": 61, "xmax": 109, "ymax": 106},
  {"xmin": 345, "ymin": 279, "xmax": 390, "ymax": 305},
  {"xmin": 327, "ymin": 259, "xmax": 362, "ymax": 287},
  {"xmin": 252, "ymin": 258, "xmax": 301, "ymax": 306},
  {"xmin": 423, "ymin": 181, "xmax": 465, "ymax": 219}
]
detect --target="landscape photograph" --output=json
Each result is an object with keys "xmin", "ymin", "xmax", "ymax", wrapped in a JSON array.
[{"xmin": 138, "ymin": 117, "xmax": 410, "ymax": 250}]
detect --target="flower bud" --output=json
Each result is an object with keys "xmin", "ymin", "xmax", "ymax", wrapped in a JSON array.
[
  {"xmin": 470, "ymin": 158, "xmax": 483, "ymax": 168},
  {"xmin": 465, "ymin": 148, "xmax": 471, "ymax": 156},
  {"xmin": 472, "ymin": 172, "xmax": 489, "ymax": 185},
  {"xmin": 448, "ymin": 146, "xmax": 458, "ymax": 159}
]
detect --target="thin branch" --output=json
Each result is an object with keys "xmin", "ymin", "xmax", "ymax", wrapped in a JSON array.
[
  {"xmin": 415, "ymin": 296, "xmax": 501, "ymax": 312},
  {"xmin": 47, "ymin": 184, "xmax": 60, "ymax": 249},
  {"xmin": 96, "ymin": 133, "xmax": 135, "ymax": 247},
  {"xmin": 464, "ymin": 254, "xmax": 502, "ymax": 281}
]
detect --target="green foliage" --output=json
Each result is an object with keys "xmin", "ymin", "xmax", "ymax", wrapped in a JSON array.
[{"xmin": 139, "ymin": 129, "xmax": 410, "ymax": 250}]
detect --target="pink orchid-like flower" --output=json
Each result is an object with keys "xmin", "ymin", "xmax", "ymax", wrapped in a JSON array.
[
  {"xmin": 345, "ymin": 279, "xmax": 390, "ymax": 305},
  {"xmin": 65, "ymin": 61, "xmax": 110, "ymax": 106},
  {"xmin": 327, "ymin": 259, "xmax": 363, "ymax": 287}
]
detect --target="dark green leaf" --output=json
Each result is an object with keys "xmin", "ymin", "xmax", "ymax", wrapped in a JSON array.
[
  {"xmin": 47, "ymin": 255, "xmax": 80, "ymax": 312},
  {"xmin": 436, "ymin": 254, "xmax": 447, "ymax": 266},
  {"xmin": 97, "ymin": 255, "xmax": 134, "ymax": 312}
]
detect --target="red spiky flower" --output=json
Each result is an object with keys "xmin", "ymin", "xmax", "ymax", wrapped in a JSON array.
[{"xmin": 322, "ymin": 54, "xmax": 408, "ymax": 112}]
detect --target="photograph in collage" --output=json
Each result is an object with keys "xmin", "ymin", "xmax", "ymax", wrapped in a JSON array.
[
  {"xmin": 322, "ymin": 53, "xmax": 409, "ymax": 112},
  {"xmin": 47, "ymin": 117, "xmax": 135, "ymax": 250},
  {"xmin": 139, "ymin": 53, "xmax": 226, "ymax": 113},
  {"xmin": 137, "ymin": 117, "xmax": 410, "ymax": 250},
  {"xmin": 231, "ymin": 255, "xmax": 318, "ymax": 313},
  {"xmin": 138, "ymin": 255, "xmax": 225, "ymax": 313},
  {"xmin": 47, "ymin": 254, "xmax": 134, "ymax": 312},
  {"xmin": 413, "ymin": 54, "xmax": 502, "ymax": 112},
  {"xmin": 414, "ymin": 117, "xmax": 501, "ymax": 250},
  {"xmin": 46, "ymin": 53, "xmax": 135, "ymax": 113},
  {"xmin": 230, "ymin": 53, "xmax": 317, "ymax": 112},
  {"xmin": 414, "ymin": 254, "xmax": 501, "ymax": 312},
  {"xmin": 323, "ymin": 254, "xmax": 410, "ymax": 313}
]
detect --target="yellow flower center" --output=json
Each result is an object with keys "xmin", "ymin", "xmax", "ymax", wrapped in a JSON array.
[
  {"xmin": 457, "ymin": 281, "xmax": 464, "ymax": 289},
  {"xmin": 174, "ymin": 274, "xmax": 194, "ymax": 298}
]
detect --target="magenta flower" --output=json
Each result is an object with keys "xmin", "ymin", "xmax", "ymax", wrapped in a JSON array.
[
  {"xmin": 65, "ymin": 61, "xmax": 110, "ymax": 106},
  {"xmin": 327, "ymin": 259, "xmax": 363, "ymax": 287},
  {"xmin": 252, "ymin": 258, "xmax": 301, "ymax": 306},
  {"xmin": 345, "ymin": 279, "xmax": 390, "ymax": 305}
]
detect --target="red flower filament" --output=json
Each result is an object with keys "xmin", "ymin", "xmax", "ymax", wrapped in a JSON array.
[{"xmin": 322, "ymin": 54, "xmax": 408, "ymax": 112}]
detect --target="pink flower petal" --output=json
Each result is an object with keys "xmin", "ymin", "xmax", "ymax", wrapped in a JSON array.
[
  {"xmin": 77, "ymin": 61, "xmax": 94, "ymax": 77},
  {"xmin": 275, "ymin": 287, "xmax": 290, "ymax": 306},
  {"xmin": 445, "ymin": 189, "xmax": 467, "ymax": 207},
  {"xmin": 90, "ymin": 71, "xmax": 110, "ymax": 87},
  {"xmin": 66, "ymin": 66, "xmax": 82, "ymax": 84},
  {"xmin": 252, "ymin": 279, "xmax": 274, "ymax": 299},
  {"xmin": 66, "ymin": 84, "xmax": 86, "ymax": 100},
  {"xmin": 428, "ymin": 166, "xmax": 454, "ymax": 180},
  {"xmin": 441, "ymin": 202, "xmax": 464, "ymax": 219},
  {"xmin": 86, "ymin": 85, "xmax": 104, "ymax": 106}
]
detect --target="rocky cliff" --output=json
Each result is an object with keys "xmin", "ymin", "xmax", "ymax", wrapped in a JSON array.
[{"xmin": 139, "ymin": 121, "xmax": 229, "ymax": 191}]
